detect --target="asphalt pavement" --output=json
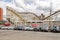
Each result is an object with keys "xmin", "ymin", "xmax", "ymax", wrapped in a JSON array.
[{"xmin": 0, "ymin": 30, "xmax": 60, "ymax": 40}]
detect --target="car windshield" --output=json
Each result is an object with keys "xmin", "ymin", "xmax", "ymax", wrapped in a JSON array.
[
  {"xmin": 51, "ymin": 25, "xmax": 59, "ymax": 29},
  {"xmin": 42, "ymin": 25, "xmax": 48, "ymax": 28},
  {"xmin": 25, "ymin": 25, "xmax": 32, "ymax": 27},
  {"xmin": 53, "ymin": 25, "xmax": 57, "ymax": 28}
]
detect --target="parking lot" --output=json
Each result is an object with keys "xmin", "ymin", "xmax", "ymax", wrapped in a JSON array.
[{"xmin": 0, "ymin": 30, "xmax": 60, "ymax": 40}]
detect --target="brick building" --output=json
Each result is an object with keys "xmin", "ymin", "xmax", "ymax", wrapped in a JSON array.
[{"xmin": 0, "ymin": 8, "xmax": 3, "ymax": 21}]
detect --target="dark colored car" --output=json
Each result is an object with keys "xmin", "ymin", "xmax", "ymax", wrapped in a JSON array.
[
  {"xmin": 33, "ymin": 26, "xmax": 41, "ymax": 31},
  {"xmin": 14, "ymin": 26, "xmax": 25, "ymax": 30},
  {"xmin": 50, "ymin": 25, "xmax": 60, "ymax": 32}
]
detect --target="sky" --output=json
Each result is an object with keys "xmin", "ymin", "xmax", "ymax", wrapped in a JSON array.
[
  {"xmin": 0, "ymin": 0, "xmax": 60, "ymax": 16},
  {"xmin": 15, "ymin": 0, "xmax": 60, "ymax": 16}
]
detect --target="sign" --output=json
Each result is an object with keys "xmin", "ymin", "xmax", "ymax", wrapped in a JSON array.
[{"xmin": 32, "ymin": 24, "xmax": 39, "ymax": 27}]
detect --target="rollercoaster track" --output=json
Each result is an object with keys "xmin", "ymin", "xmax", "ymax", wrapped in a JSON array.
[{"xmin": 43, "ymin": 10, "xmax": 60, "ymax": 20}]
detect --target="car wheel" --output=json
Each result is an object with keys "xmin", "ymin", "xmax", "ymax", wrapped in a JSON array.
[{"xmin": 33, "ymin": 28, "xmax": 38, "ymax": 31}]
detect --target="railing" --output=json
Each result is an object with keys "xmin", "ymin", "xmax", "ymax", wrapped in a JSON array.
[{"xmin": 7, "ymin": 6, "xmax": 26, "ymax": 22}]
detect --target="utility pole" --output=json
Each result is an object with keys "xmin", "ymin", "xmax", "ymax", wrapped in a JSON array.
[
  {"xmin": 50, "ymin": 3, "xmax": 52, "ymax": 15},
  {"xmin": 49, "ymin": 2, "xmax": 53, "ymax": 31}
]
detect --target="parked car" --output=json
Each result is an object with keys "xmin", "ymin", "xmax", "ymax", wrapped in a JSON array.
[
  {"xmin": 50, "ymin": 25, "xmax": 60, "ymax": 32},
  {"xmin": 40, "ymin": 25, "xmax": 49, "ymax": 32},
  {"xmin": 1, "ymin": 26, "xmax": 15, "ymax": 30},
  {"xmin": 33, "ymin": 26, "xmax": 41, "ymax": 31},
  {"xmin": 24, "ymin": 26, "xmax": 33, "ymax": 31},
  {"xmin": 14, "ymin": 26, "xmax": 25, "ymax": 30},
  {"xmin": 3, "ymin": 21, "xmax": 10, "ymax": 26}
]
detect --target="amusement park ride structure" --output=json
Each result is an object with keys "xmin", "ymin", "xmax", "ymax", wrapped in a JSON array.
[{"xmin": 0, "ymin": 0, "xmax": 60, "ymax": 27}]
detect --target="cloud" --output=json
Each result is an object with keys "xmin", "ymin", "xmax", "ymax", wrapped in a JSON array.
[
  {"xmin": 36, "ymin": 6, "xmax": 50, "ymax": 12},
  {"xmin": 15, "ymin": 0, "xmax": 26, "ymax": 9},
  {"xmin": 1, "ymin": 0, "xmax": 60, "ymax": 16},
  {"xmin": 24, "ymin": 0, "xmax": 34, "ymax": 5},
  {"xmin": 14, "ymin": 0, "xmax": 52, "ymax": 16}
]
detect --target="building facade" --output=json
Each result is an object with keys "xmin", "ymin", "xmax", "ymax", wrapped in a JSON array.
[{"xmin": 0, "ymin": 8, "xmax": 3, "ymax": 21}]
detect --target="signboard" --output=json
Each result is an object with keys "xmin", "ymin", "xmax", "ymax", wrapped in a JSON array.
[{"xmin": 32, "ymin": 24, "xmax": 39, "ymax": 27}]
